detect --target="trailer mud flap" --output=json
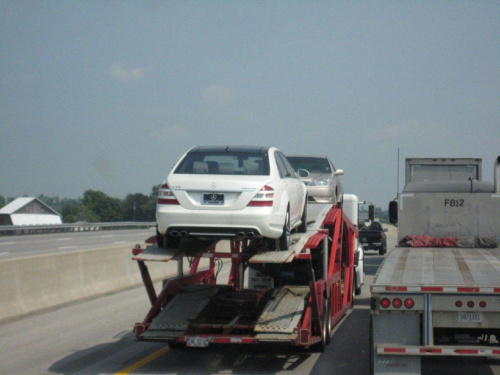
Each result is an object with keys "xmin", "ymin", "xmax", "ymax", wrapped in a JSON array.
[{"xmin": 372, "ymin": 312, "xmax": 421, "ymax": 375}]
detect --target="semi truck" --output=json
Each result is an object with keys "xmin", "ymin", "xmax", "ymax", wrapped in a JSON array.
[
  {"xmin": 131, "ymin": 198, "xmax": 359, "ymax": 351},
  {"xmin": 370, "ymin": 156, "xmax": 500, "ymax": 374}
]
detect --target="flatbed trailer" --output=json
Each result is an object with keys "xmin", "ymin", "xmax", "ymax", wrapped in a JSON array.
[
  {"xmin": 371, "ymin": 156, "xmax": 500, "ymax": 375},
  {"xmin": 371, "ymin": 247, "xmax": 500, "ymax": 373},
  {"xmin": 132, "ymin": 203, "xmax": 357, "ymax": 351}
]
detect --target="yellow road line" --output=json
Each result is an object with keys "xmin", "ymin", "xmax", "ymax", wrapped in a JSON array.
[{"xmin": 114, "ymin": 346, "xmax": 170, "ymax": 374}]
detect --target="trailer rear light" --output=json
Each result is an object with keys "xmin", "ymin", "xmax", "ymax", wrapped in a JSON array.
[
  {"xmin": 392, "ymin": 298, "xmax": 402, "ymax": 309},
  {"xmin": 380, "ymin": 298, "xmax": 391, "ymax": 308},
  {"xmin": 479, "ymin": 301, "xmax": 487, "ymax": 308},
  {"xmin": 467, "ymin": 301, "xmax": 475, "ymax": 308},
  {"xmin": 404, "ymin": 298, "xmax": 415, "ymax": 309},
  {"xmin": 299, "ymin": 328, "xmax": 310, "ymax": 344},
  {"xmin": 248, "ymin": 185, "xmax": 274, "ymax": 207},
  {"xmin": 455, "ymin": 301, "xmax": 463, "ymax": 308},
  {"xmin": 158, "ymin": 183, "xmax": 179, "ymax": 205},
  {"xmin": 132, "ymin": 244, "xmax": 143, "ymax": 256}
]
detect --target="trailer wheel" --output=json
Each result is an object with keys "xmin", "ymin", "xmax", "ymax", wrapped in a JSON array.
[
  {"xmin": 369, "ymin": 318, "xmax": 374, "ymax": 375},
  {"xmin": 354, "ymin": 273, "xmax": 362, "ymax": 296},
  {"xmin": 311, "ymin": 296, "xmax": 329, "ymax": 352},
  {"xmin": 325, "ymin": 296, "xmax": 332, "ymax": 345},
  {"xmin": 167, "ymin": 340, "xmax": 186, "ymax": 350},
  {"xmin": 378, "ymin": 245, "xmax": 386, "ymax": 256}
]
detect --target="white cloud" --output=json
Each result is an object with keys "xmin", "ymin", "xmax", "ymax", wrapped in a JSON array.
[
  {"xmin": 201, "ymin": 85, "xmax": 238, "ymax": 105},
  {"xmin": 110, "ymin": 63, "xmax": 148, "ymax": 82}
]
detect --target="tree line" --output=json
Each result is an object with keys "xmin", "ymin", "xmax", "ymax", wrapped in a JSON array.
[
  {"xmin": 0, "ymin": 186, "xmax": 160, "ymax": 223},
  {"xmin": 0, "ymin": 188, "xmax": 388, "ymax": 224}
]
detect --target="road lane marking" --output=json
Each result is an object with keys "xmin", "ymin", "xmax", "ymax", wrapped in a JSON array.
[
  {"xmin": 58, "ymin": 246, "xmax": 78, "ymax": 250},
  {"xmin": 114, "ymin": 346, "xmax": 170, "ymax": 374},
  {"xmin": 0, "ymin": 252, "xmax": 10, "ymax": 256},
  {"xmin": 0, "ymin": 242, "xmax": 16, "ymax": 246},
  {"xmin": 56, "ymin": 238, "xmax": 72, "ymax": 241}
]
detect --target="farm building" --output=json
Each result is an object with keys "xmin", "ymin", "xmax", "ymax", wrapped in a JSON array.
[{"xmin": 0, "ymin": 197, "xmax": 62, "ymax": 226}]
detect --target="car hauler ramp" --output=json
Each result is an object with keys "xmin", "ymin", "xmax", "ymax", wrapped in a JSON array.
[{"xmin": 132, "ymin": 202, "xmax": 357, "ymax": 350}]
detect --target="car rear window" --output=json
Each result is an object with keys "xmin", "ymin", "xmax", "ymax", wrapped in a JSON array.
[
  {"xmin": 287, "ymin": 157, "xmax": 332, "ymax": 174},
  {"xmin": 174, "ymin": 152, "xmax": 270, "ymax": 175}
]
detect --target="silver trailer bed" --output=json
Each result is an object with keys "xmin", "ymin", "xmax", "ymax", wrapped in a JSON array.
[{"xmin": 372, "ymin": 247, "xmax": 500, "ymax": 291}]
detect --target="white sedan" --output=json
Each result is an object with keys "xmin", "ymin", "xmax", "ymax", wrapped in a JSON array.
[{"xmin": 156, "ymin": 146, "xmax": 308, "ymax": 250}]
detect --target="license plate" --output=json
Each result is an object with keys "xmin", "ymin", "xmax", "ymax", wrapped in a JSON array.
[
  {"xmin": 186, "ymin": 337, "xmax": 210, "ymax": 347},
  {"xmin": 458, "ymin": 312, "xmax": 483, "ymax": 323},
  {"xmin": 203, "ymin": 193, "xmax": 224, "ymax": 205}
]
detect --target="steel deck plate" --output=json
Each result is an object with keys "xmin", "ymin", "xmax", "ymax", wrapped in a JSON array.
[
  {"xmin": 254, "ymin": 286, "xmax": 310, "ymax": 333},
  {"xmin": 373, "ymin": 247, "xmax": 500, "ymax": 287},
  {"xmin": 306, "ymin": 203, "xmax": 333, "ymax": 232},
  {"xmin": 148, "ymin": 285, "xmax": 227, "ymax": 331},
  {"xmin": 249, "ymin": 250, "xmax": 296, "ymax": 264},
  {"xmin": 132, "ymin": 246, "xmax": 179, "ymax": 262}
]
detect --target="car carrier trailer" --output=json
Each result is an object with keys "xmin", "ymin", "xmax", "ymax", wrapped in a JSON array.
[
  {"xmin": 370, "ymin": 156, "xmax": 500, "ymax": 375},
  {"xmin": 132, "ymin": 202, "xmax": 357, "ymax": 351}
]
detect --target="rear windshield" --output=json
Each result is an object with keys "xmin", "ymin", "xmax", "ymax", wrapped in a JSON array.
[
  {"xmin": 174, "ymin": 152, "xmax": 270, "ymax": 175},
  {"xmin": 287, "ymin": 157, "xmax": 332, "ymax": 174}
]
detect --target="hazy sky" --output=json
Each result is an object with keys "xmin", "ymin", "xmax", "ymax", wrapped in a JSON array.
[{"xmin": 1, "ymin": 1, "xmax": 499, "ymax": 208}]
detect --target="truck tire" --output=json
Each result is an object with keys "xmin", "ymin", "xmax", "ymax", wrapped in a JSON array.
[
  {"xmin": 325, "ymin": 296, "xmax": 332, "ymax": 345},
  {"xmin": 355, "ymin": 273, "xmax": 362, "ymax": 296},
  {"xmin": 167, "ymin": 340, "xmax": 186, "ymax": 350},
  {"xmin": 311, "ymin": 296, "xmax": 329, "ymax": 352},
  {"xmin": 369, "ymin": 318, "xmax": 374, "ymax": 375},
  {"xmin": 378, "ymin": 245, "xmax": 386, "ymax": 256}
]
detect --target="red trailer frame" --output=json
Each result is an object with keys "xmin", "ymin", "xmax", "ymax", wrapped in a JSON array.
[{"xmin": 133, "ymin": 205, "xmax": 357, "ymax": 351}]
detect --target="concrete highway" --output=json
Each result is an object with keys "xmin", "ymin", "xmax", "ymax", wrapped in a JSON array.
[
  {"xmin": 0, "ymin": 229, "xmax": 499, "ymax": 374},
  {"xmin": 0, "ymin": 228, "xmax": 156, "ymax": 259}
]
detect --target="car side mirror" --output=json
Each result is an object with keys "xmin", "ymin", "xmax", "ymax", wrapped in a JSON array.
[
  {"xmin": 334, "ymin": 169, "xmax": 344, "ymax": 176},
  {"xmin": 388, "ymin": 200, "xmax": 398, "ymax": 224},
  {"xmin": 298, "ymin": 169, "xmax": 310, "ymax": 178}
]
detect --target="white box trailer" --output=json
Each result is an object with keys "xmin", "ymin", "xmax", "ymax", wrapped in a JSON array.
[{"xmin": 370, "ymin": 156, "xmax": 500, "ymax": 375}]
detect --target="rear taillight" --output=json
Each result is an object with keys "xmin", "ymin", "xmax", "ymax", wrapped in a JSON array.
[
  {"xmin": 392, "ymin": 298, "xmax": 402, "ymax": 309},
  {"xmin": 248, "ymin": 185, "xmax": 274, "ymax": 207},
  {"xmin": 404, "ymin": 298, "xmax": 415, "ymax": 309},
  {"xmin": 380, "ymin": 298, "xmax": 391, "ymax": 308},
  {"xmin": 158, "ymin": 183, "xmax": 179, "ymax": 205}
]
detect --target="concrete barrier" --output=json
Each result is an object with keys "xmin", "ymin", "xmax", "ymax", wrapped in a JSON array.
[{"xmin": 0, "ymin": 242, "xmax": 224, "ymax": 323}]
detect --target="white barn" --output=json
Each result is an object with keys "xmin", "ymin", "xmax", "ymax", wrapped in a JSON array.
[{"xmin": 0, "ymin": 197, "xmax": 62, "ymax": 226}]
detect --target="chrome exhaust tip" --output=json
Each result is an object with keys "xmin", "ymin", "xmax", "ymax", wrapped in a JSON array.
[
  {"xmin": 246, "ymin": 232, "xmax": 255, "ymax": 238},
  {"xmin": 236, "ymin": 232, "xmax": 246, "ymax": 239},
  {"xmin": 179, "ymin": 231, "xmax": 188, "ymax": 237},
  {"xmin": 170, "ymin": 231, "xmax": 180, "ymax": 237}
]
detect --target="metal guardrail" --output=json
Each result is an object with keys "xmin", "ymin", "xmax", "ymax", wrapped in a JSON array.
[{"xmin": 0, "ymin": 222, "xmax": 156, "ymax": 236}]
